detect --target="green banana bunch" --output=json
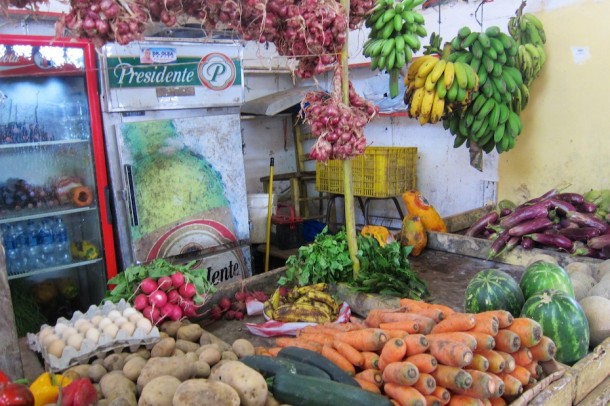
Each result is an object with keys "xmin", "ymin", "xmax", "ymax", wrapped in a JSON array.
[
  {"xmin": 442, "ymin": 25, "xmax": 525, "ymax": 154},
  {"xmin": 403, "ymin": 52, "xmax": 478, "ymax": 125},
  {"xmin": 363, "ymin": 0, "xmax": 428, "ymax": 98},
  {"xmin": 423, "ymin": 32, "xmax": 443, "ymax": 55},
  {"xmin": 508, "ymin": 12, "xmax": 547, "ymax": 86}
]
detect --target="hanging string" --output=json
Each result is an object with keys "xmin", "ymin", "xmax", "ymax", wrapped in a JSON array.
[
  {"xmin": 474, "ymin": 0, "xmax": 490, "ymax": 31},
  {"xmin": 437, "ymin": 3, "xmax": 441, "ymax": 37}
]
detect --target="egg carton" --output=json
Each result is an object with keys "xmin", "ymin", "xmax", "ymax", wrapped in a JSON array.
[{"xmin": 27, "ymin": 299, "xmax": 161, "ymax": 372}]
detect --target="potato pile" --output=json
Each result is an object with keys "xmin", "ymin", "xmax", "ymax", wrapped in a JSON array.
[{"xmin": 59, "ymin": 320, "xmax": 274, "ymax": 406}]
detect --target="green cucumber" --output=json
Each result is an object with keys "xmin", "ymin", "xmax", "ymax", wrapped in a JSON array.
[
  {"xmin": 240, "ymin": 355, "xmax": 331, "ymax": 380},
  {"xmin": 277, "ymin": 346, "xmax": 360, "ymax": 387},
  {"xmin": 271, "ymin": 373, "xmax": 394, "ymax": 406}
]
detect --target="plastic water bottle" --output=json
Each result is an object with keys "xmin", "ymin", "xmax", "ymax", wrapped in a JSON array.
[
  {"xmin": 53, "ymin": 218, "xmax": 71, "ymax": 264},
  {"xmin": 1, "ymin": 225, "xmax": 20, "ymax": 274},
  {"xmin": 38, "ymin": 219, "xmax": 55, "ymax": 266},
  {"xmin": 14, "ymin": 222, "xmax": 27, "ymax": 270},
  {"xmin": 26, "ymin": 220, "xmax": 43, "ymax": 269}
]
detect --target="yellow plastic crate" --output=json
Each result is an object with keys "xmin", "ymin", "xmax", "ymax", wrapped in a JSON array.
[{"xmin": 315, "ymin": 147, "xmax": 417, "ymax": 198}]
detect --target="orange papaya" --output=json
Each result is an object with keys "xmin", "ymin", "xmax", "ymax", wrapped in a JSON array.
[
  {"xmin": 400, "ymin": 215, "xmax": 427, "ymax": 256},
  {"xmin": 361, "ymin": 225, "xmax": 394, "ymax": 247},
  {"xmin": 401, "ymin": 190, "xmax": 447, "ymax": 233}
]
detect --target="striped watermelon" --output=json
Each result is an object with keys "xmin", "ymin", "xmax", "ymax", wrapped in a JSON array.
[
  {"xmin": 464, "ymin": 269, "xmax": 525, "ymax": 316},
  {"xmin": 521, "ymin": 289, "xmax": 589, "ymax": 364},
  {"xmin": 519, "ymin": 261, "xmax": 574, "ymax": 300}
]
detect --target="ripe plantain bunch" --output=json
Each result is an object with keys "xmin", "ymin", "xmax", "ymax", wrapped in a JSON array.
[
  {"xmin": 362, "ymin": 0, "xmax": 427, "ymax": 98},
  {"xmin": 403, "ymin": 53, "xmax": 478, "ymax": 125},
  {"xmin": 264, "ymin": 283, "xmax": 341, "ymax": 323},
  {"xmin": 509, "ymin": 12, "xmax": 547, "ymax": 100},
  {"xmin": 442, "ymin": 26, "xmax": 525, "ymax": 154}
]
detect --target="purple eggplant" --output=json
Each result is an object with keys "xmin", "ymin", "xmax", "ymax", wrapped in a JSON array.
[
  {"xmin": 557, "ymin": 227, "xmax": 602, "ymax": 242},
  {"xmin": 526, "ymin": 232, "xmax": 574, "ymax": 251},
  {"xmin": 586, "ymin": 234, "xmax": 610, "ymax": 250},
  {"xmin": 508, "ymin": 217, "xmax": 554, "ymax": 237},
  {"xmin": 558, "ymin": 219, "xmax": 579, "ymax": 229},
  {"xmin": 578, "ymin": 201, "xmax": 598, "ymax": 213},
  {"xmin": 520, "ymin": 236, "xmax": 534, "ymax": 250},
  {"xmin": 465, "ymin": 210, "xmax": 500, "ymax": 237},
  {"xmin": 548, "ymin": 198, "xmax": 577, "ymax": 215},
  {"xmin": 488, "ymin": 229, "xmax": 511, "ymax": 259},
  {"xmin": 499, "ymin": 207, "xmax": 514, "ymax": 217},
  {"xmin": 554, "ymin": 192, "xmax": 585, "ymax": 205},
  {"xmin": 566, "ymin": 211, "xmax": 609, "ymax": 232},
  {"xmin": 522, "ymin": 187, "xmax": 561, "ymax": 205},
  {"xmin": 499, "ymin": 201, "xmax": 551, "ymax": 229}
]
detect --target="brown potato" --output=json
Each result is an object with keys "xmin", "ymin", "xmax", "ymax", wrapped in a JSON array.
[
  {"xmin": 231, "ymin": 339, "xmax": 255, "ymax": 358},
  {"xmin": 138, "ymin": 375, "xmax": 181, "ymax": 406},
  {"xmin": 198, "ymin": 346, "xmax": 221, "ymax": 366},
  {"xmin": 176, "ymin": 324, "xmax": 204, "ymax": 342},
  {"xmin": 209, "ymin": 360, "xmax": 268, "ymax": 406},
  {"xmin": 175, "ymin": 339, "xmax": 200, "ymax": 354},
  {"xmin": 122, "ymin": 356, "xmax": 147, "ymax": 382},
  {"xmin": 172, "ymin": 379, "xmax": 239, "ymax": 406},
  {"xmin": 151, "ymin": 337, "xmax": 176, "ymax": 357},
  {"xmin": 137, "ymin": 356, "xmax": 194, "ymax": 393}
]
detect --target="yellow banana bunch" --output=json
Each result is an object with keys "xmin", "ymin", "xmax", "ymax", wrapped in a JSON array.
[
  {"xmin": 264, "ymin": 284, "xmax": 341, "ymax": 323},
  {"xmin": 404, "ymin": 54, "xmax": 478, "ymax": 125}
]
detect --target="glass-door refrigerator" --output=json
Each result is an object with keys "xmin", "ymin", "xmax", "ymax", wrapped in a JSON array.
[
  {"xmin": 99, "ymin": 39, "xmax": 251, "ymax": 286},
  {"xmin": 0, "ymin": 35, "xmax": 118, "ymax": 335}
]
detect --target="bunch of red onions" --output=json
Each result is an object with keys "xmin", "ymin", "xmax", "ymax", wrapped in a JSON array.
[
  {"xmin": 305, "ymin": 67, "xmax": 378, "ymax": 162},
  {"xmin": 348, "ymin": 0, "xmax": 375, "ymax": 30}
]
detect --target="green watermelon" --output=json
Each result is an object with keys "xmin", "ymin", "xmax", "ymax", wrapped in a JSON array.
[
  {"xmin": 464, "ymin": 269, "xmax": 525, "ymax": 316},
  {"xmin": 520, "ymin": 261, "xmax": 574, "ymax": 300},
  {"xmin": 521, "ymin": 289, "xmax": 589, "ymax": 364}
]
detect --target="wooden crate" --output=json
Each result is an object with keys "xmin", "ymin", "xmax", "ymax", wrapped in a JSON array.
[{"xmin": 570, "ymin": 336, "xmax": 610, "ymax": 404}]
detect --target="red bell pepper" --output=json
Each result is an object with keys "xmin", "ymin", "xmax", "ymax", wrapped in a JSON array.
[
  {"xmin": 0, "ymin": 372, "xmax": 9, "ymax": 385},
  {"xmin": 0, "ymin": 382, "xmax": 35, "ymax": 406},
  {"xmin": 60, "ymin": 378, "xmax": 97, "ymax": 406}
]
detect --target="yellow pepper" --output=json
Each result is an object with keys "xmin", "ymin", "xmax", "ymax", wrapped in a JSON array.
[{"xmin": 29, "ymin": 372, "xmax": 72, "ymax": 406}]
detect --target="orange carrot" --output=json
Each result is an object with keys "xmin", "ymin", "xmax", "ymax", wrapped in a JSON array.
[
  {"xmin": 406, "ymin": 307, "xmax": 445, "ymax": 323},
  {"xmin": 447, "ymin": 394, "xmax": 484, "ymax": 406},
  {"xmin": 506, "ymin": 318, "xmax": 543, "ymax": 347},
  {"xmin": 431, "ymin": 386, "xmax": 451, "ymax": 405},
  {"xmin": 469, "ymin": 313, "xmax": 499, "ymax": 336},
  {"xmin": 493, "ymin": 329, "xmax": 521, "ymax": 353},
  {"xmin": 297, "ymin": 332, "xmax": 334, "ymax": 346},
  {"xmin": 489, "ymin": 397, "xmax": 507, "ymax": 406},
  {"xmin": 428, "ymin": 303, "xmax": 457, "ymax": 318},
  {"xmin": 466, "ymin": 332, "xmax": 495, "ymax": 351},
  {"xmin": 430, "ymin": 364, "xmax": 473, "ymax": 391},
  {"xmin": 334, "ymin": 328, "xmax": 388, "ymax": 352},
  {"xmin": 426, "ymin": 332, "xmax": 478, "ymax": 351},
  {"xmin": 384, "ymin": 382, "xmax": 427, "ymax": 406},
  {"xmin": 528, "ymin": 335, "xmax": 557, "ymax": 361},
  {"xmin": 379, "ymin": 337, "xmax": 408, "ymax": 370},
  {"xmin": 349, "ymin": 315, "xmax": 367, "ymax": 327},
  {"xmin": 508, "ymin": 364, "xmax": 533, "ymax": 386},
  {"xmin": 413, "ymin": 372, "xmax": 437, "ymax": 395},
  {"xmin": 424, "ymin": 395, "xmax": 443, "ymax": 406},
  {"xmin": 254, "ymin": 346, "xmax": 271, "ymax": 356},
  {"xmin": 406, "ymin": 353, "xmax": 438, "ymax": 373},
  {"xmin": 300, "ymin": 325, "xmax": 342, "ymax": 336},
  {"xmin": 355, "ymin": 377, "xmax": 382, "ymax": 393},
  {"xmin": 333, "ymin": 339, "xmax": 365, "ymax": 368},
  {"xmin": 495, "ymin": 351, "xmax": 516, "ymax": 373},
  {"xmin": 267, "ymin": 347, "xmax": 282, "ymax": 357},
  {"xmin": 456, "ymin": 369, "xmax": 500, "ymax": 399},
  {"xmin": 379, "ymin": 320, "xmax": 421, "ymax": 334},
  {"xmin": 428, "ymin": 339, "xmax": 473, "ymax": 368},
  {"xmin": 322, "ymin": 321, "xmax": 366, "ymax": 331},
  {"xmin": 369, "ymin": 310, "xmax": 436, "ymax": 334},
  {"xmin": 361, "ymin": 351, "xmax": 380, "ymax": 370},
  {"xmin": 497, "ymin": 372, "xmax": 523, "ymax": 396},
  {"xmin": 487, "ymin": 372, "xmax": 505, "ymax": 398},
  {"xmin": 523, "ymin": 360, "xmax": 543, "ymax": 380},
  {"xmin": 404, "ymin": 334, "xmax": 430, "ymax": 356},
  {"xmin": 321, "ymin": 344, "xmax": 356, "ymax": 375},
  {"xmin": 355, "ymin": 368, "xmax": 383, "ymax": 387},
  {"xmin": 382, "ymin": 361, "xmax": 420, "ymax": 386},
  {"xmin": 511, "ymin": 346, "xmax": 533, "ymax": 366},
  {"xmin": 474, "ymin": 349, "xmax": 505, "ymax": 374},
  {"xmin": 466, "ymin": 353, "xmax": 489, "ymax": 372},
  {"xmin": 478, "ymin": 310, "xmax": 514, "ymax": 329},
  {"xmin": 275, "ymin": 337, "xmax": 322, "ymax": 353},
  {"xmin": 430, "ymin": 313, "xmax": 476, "ymax": 334},
  {"xmin": 398, "ymin": 298, "xmax": 456, "ymax": 319},
  {"xmin": 384, "ymin": 329, "xmax": 411, "ymax": 339}
]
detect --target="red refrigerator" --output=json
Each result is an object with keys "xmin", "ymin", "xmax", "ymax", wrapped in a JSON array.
[{"xmin": 0, "ymin": 35, "xmax": 117, "ymax": 334}]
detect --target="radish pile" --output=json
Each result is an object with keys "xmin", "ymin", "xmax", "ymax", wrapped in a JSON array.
[
  {"xmin": 305, "ymin": 67, "xmax": 378, "ymax": 161},
  {"xmin": 209, "ymin": 290, "xmax": 269, "ymax": 321}
]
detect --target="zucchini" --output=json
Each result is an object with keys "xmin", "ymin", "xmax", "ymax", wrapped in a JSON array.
[
  {"xmin": 272, "ymin": 372, "xmax": 393, "ymax": 406},
  {"xmin": 240, "ymin": 355, "xmax": 330, "ymax": 380},
  {"xmin": 277, "ymin": 346, "xmax": 359, "ymax": 387}
]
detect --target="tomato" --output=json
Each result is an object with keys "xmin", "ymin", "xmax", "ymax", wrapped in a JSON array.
[{"xmin": 0, "ymin": 382, "xmax": 35, "ymax": 406}]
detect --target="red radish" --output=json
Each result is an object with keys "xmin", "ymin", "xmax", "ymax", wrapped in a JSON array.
[
  {"xmin": 142, "ymin": 306, "xmax": 161, "ymax": 324},
  {"xmin": 225, "ymin": 310, "xmax": 237, "ymax": 320},
  {"xmin": 279, "ymin": 286, "xmax": 290, "ymax": 297},
  {"xmin": 140, "ymin": 277, "xmax": 158, "ymax": 294},
  {"xmin": 234, "ymin": 311, "xmax": 245, "ymax": 321},
  {"xmin": 148, "ymin": 290, "xmax": 168, "ymax": 308},
  {"xmin": 178, "ymin": 282, "xmax": 196, "ymax": 299},
  {"xmin": 234, "ymin": 291, "xmax": 248, "ymax": 302},
  {"xmin": 219, "ymin": 296, "xmax": 232, "ymax": 311},
  {"xmin": 171, "ymin": 272, "xmax": 185, "ymax": 289},
  {"xmin": 134, "ymin": 294, "xmax": 148, "ymax": 311},
  {"xmin": 157, "ymin": 276, "xmax": 172, "ymax": 291},
  {"xmin": 210, "ymin": 305, "xmax": 223, "ymax": 321},
  {"xmin": 161, "ymin": 303, "xmax": 183, "ymax": 321},
  {"xmin": 231, "ymin": 301, "xmax": 246, "ymax": 313},
  {"xmin": 251, "ymin": 291, "xmax": 269, "ymax": 302},
  {"xmin": 167, "ymin": 289, "xmax": 181, "ymax": 304}
]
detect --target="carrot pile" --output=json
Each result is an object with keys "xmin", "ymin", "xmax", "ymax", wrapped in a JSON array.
[{"xmin": 257, "ymin": 297, "xmax": 559, "ymax": 406}]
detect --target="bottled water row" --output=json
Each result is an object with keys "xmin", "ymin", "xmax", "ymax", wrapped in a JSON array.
[{"xmin": 1, "ymin": 217, "xmax": 72, "ymax": 275}]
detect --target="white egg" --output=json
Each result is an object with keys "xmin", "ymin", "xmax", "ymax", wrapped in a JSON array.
[
  {"xmin": 120, "ymin": 321, "xmax": 136, "ymax": 336},
  {"xmin": 54, "ymin": 322, "xmax": 69, "ymax": 335},
  {"xmin": 85, "ymin": 328, "xmax": 100, "ymax": 344},
  {"xmin": 128, "ymin": 313, "xmax": 143, "ymax": 323},
  {"xmin": 90, "ymin": 315, "xmax": 103, "ymax": 326},
  {"xmin": 47, "ymin": 339, "xmax": 66, "ymax": 358},
  {"xmin": 61, "ymin": 326, "xmax": 78, "ymax": 341},
  {"xmin": 107, "ymin": 310, "xmax": 122, "ymax": 320},
  {"xmin": 122, "ymin": 307, "xmax": 138, "ymax": 318},
  {"xmin": 103, "ymin": 323, "xmax": 119, "ymax": 339},
  {"xmin": 41, "ymin": 333, "xmax": 60, "ymax": 347},
  {"xmin": 76, "ymin": 321, "xmax": 94, "ymax": 335},
  {"xmin": 38, "ymin": 326, "xmax": 55, "ymax": 342},
  {"xmin": 67, "ymin": 333, "xmax": 84, "ymax": 351},
  {"xmin": 136, "ymin": 317, "xmax": 153, "ymax": 334},
  {"xmin": 113, "ymin": 316, "xmax": 128, "ymax": 326},
  {"xmin": 73, "ymin": 318, "xmax": 89, "ymax": 329},
  {"xmin": 98, "ymin": 317, "xmax": 113, "ymax": 330}
]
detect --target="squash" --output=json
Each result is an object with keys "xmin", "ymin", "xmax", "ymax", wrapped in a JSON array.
[
  {"xmin": 399, "ymin": 215, "xmax": 427, "ymax": 256},
  {"xmin": 360, "ymin": 225, "xmax": 394, "ymax": 247},
  {"xmin": 401, "ymin": 190, "xmax": 447, "ymax": 232}
]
